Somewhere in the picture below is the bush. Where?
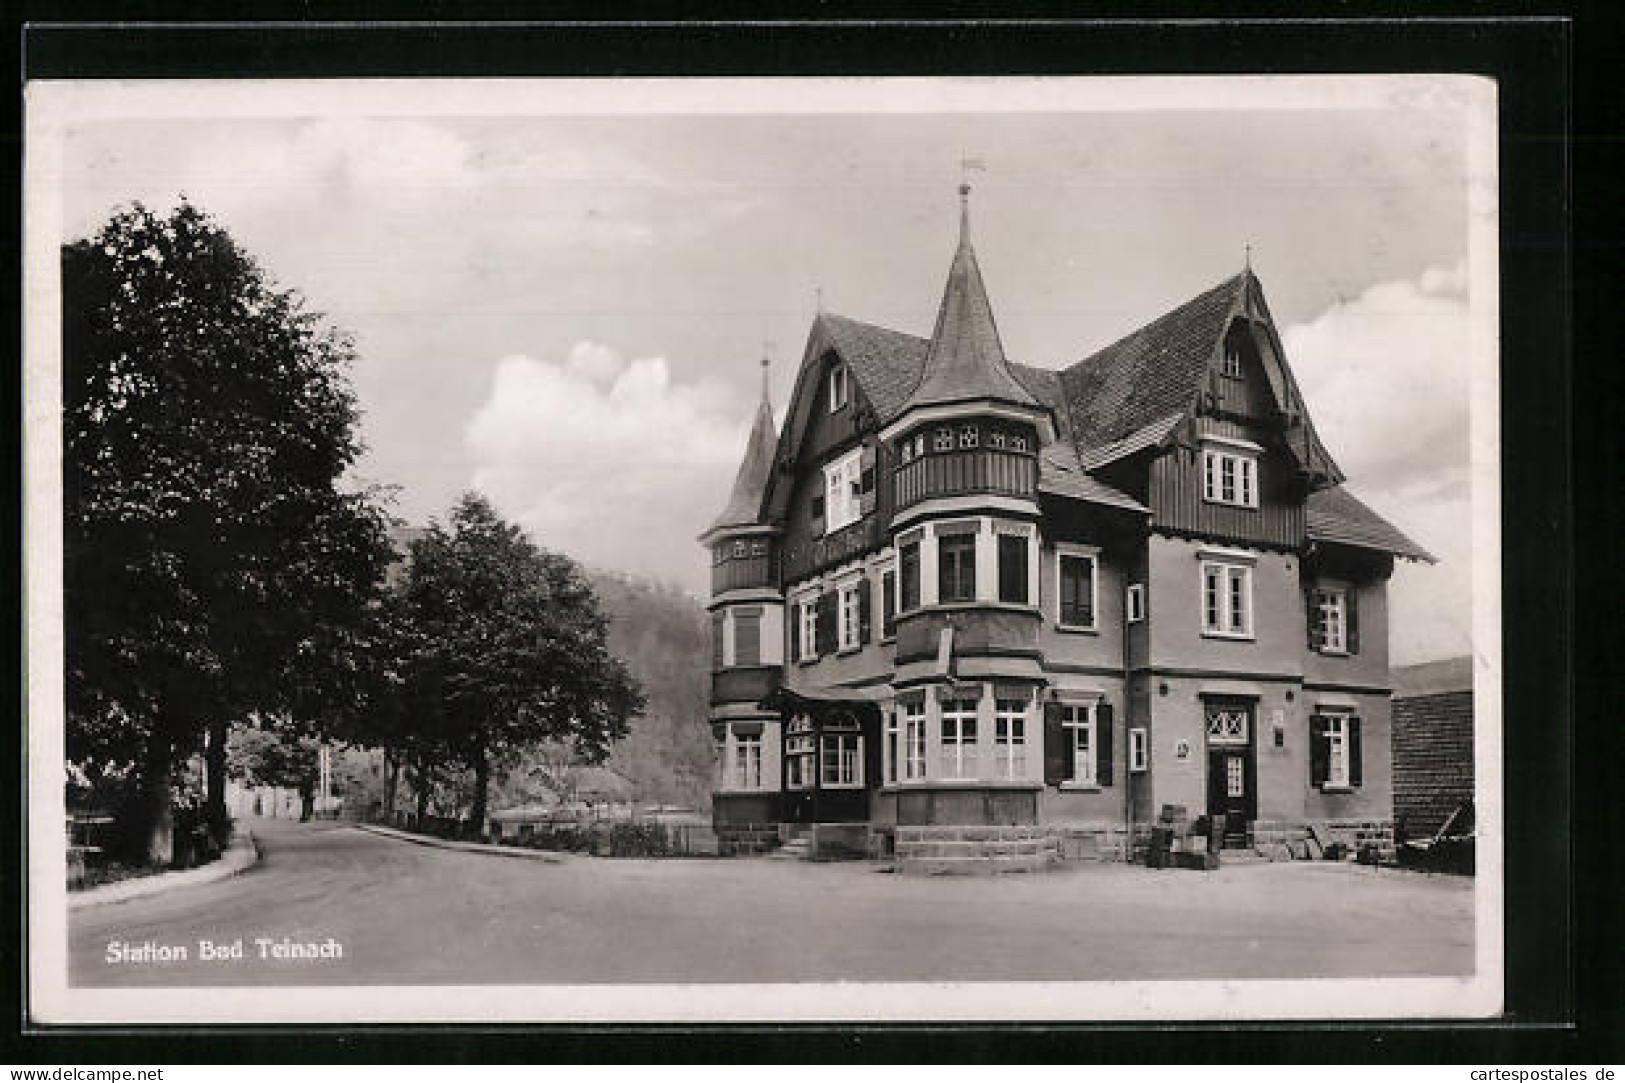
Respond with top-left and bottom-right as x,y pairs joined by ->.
608,822 -> 671,857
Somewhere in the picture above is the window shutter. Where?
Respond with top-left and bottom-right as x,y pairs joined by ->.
858,445 -> 877,516
1306,589 -> 1325,651
1309,714 -> 1330,788
1043,703 -> 1070,785
859,577 -> 873,643
1346,590 -> 1361,654
862,714 -> 882,786
1348,716 -> 1363,787
1097,702 -> 1115,787
810,492 -> 825,536
816,592 -> 835,656
711,614 -> 725,669
881,571 -> 896,638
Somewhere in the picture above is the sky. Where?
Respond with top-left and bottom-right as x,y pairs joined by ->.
42,78 -> 1490,665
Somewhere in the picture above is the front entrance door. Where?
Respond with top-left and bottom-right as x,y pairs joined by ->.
1204,699 -> 1257,848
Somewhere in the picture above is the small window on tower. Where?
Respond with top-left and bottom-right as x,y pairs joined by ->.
959,424 -> 979,449
934,428 -> 954,453
990,431 -> 1007,449
1010,434 -> 1029,452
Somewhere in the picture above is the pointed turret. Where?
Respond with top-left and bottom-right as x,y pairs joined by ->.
900,184 -> 1037,413
702,355 -> 778,539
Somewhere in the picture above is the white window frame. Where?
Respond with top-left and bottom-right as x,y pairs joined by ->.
1202,447 -> 1259,508
798,596 -> 818,660
1201,560 -> 1254,639
933,427 -> 955,452
1220,340 -> 1243,378
938,699 -> 979,780
785,719 -> 816,790
994,699 -> 1029,780
1128,727 -> 1148,773
902,701 -> 927,781
1126,582 -> 1146,623
1313,588 -> 1348,654
1055,544 -> 1100,631
731,732 -> 763,790
837,581 -> 862,651
823,449 -> 863,533
820,732 -> 863,788
828,361 -> 848,412
883,709 -> 900,783
1062,701 -> 1098,787
1325,711 -> 1352,788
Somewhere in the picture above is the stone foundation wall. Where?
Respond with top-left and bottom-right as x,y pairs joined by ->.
894,825 -> 1060,876
1254,818 -> 1395,862
1047,823 -> 1147,863
716,822 -> 782,856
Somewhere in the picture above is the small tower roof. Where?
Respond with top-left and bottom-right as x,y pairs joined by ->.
704,355 -> 778,537
899,184 -> 1038,414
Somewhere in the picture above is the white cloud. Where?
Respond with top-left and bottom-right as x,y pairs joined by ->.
1283,257 -> 1475,664
465,342 -> 752,588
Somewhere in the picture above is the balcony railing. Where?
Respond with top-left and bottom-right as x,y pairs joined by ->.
711,550 -> 778,595
893,448 -> 1037,512
782,516 -> 881,584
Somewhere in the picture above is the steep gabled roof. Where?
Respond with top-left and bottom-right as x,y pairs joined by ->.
895,189 -> 1038,415
1058,274 -> 1245,451
1307,485 -> 1436,563
1037,443 -> 1149,513
703,363 -> 778,537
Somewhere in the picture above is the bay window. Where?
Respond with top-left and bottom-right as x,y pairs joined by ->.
903,700 -> 927,781
994,699 -> 1028,780
937,526 -> 977,603
732,733 -> 763,790
798,597 -> 818,660
998,531 -> 1030,604
939,698 -> 979,779
899,535 -> 921,613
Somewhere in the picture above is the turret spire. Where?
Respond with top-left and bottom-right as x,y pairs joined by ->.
896,182 -> 1036,413
702,352 -> 780,537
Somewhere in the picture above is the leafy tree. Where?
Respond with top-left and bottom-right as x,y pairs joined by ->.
225,720 -> 322,820
62,201 -> 392,863
399,494 -> 645,829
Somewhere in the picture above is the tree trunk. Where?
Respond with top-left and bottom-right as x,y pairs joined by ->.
383,748 -> 399,824
132,735 -> 176,868
470,733 -> 490,840
205,719 -> 229,843
298,783 -> 314,822
414,755 -> 430,827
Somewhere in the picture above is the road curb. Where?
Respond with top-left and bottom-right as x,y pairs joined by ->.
69,825 -> 259,910
353,822 -> 566,863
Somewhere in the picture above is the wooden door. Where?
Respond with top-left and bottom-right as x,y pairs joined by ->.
1204,699 -> 1257,847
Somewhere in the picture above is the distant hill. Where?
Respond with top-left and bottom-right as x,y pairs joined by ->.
586,569 -> 715,810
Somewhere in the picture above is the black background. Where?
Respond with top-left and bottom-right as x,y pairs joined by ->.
6,4 -> 1615,1066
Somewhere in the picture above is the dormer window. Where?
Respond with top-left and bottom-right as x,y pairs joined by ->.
1221,340 -> 1243,379
829,362 -> 849,412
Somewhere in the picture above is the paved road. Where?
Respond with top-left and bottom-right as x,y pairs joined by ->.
70,817 -> 1474,986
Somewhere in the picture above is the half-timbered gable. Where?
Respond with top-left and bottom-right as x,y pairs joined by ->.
701,188 -> 1431,870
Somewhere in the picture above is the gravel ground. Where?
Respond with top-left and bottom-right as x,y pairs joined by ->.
69,816 -> 1475,986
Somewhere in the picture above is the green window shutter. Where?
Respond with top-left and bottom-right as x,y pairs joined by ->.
1306,589 -> 1325,651
1096,702 -> 1115,786
1346,590 -> 1361,655
1043,703 -> 1070,785
1309,714 -> 1330,788
858,577 -> 873,643
1348,716 -> 1363,787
